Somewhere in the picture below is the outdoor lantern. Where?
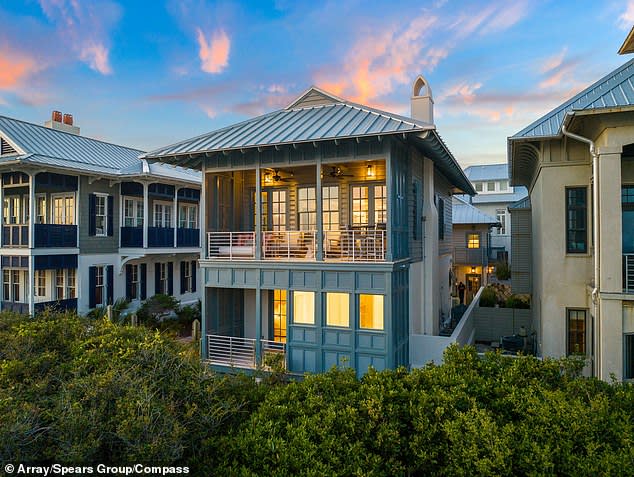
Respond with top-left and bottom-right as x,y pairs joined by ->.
264,172 -> 273,184
367,164 -> 375,178
471,266 -> 476,273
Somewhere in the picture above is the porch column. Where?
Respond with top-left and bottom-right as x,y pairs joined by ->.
0,173 -> 4,248
255,163 -> 262,260
27,255 -> 34,316
255,287 -> 262,364
385,146 -> 393,262
28,172 -> 35,248
316,156 -> 323,261
142,182 -> 149,248
200,164 -> 206,260
173,187 -> 180,247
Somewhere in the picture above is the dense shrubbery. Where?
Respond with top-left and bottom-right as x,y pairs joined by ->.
1,311 -> 633,475
495,261 -> 511,280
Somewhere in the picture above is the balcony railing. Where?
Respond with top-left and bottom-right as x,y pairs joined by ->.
206,229 -> 386,262
177,227 -> 200,247
148,226 -> 174,247
2,224 -> 28,247
206,334 -> 286,369
625,254 -> 634,293
454,247 -> 486,265
34,224 -> 77,248
34,298 -> 78,313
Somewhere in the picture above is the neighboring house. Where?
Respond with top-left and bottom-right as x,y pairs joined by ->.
508,56 -> 634,380
0,112 -> 202,315
451,196 -> 498,304
143,78 -> 475,376
460,164 -> 527,263
508,196 -> 531,295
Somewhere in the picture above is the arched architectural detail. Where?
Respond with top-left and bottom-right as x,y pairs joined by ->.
413,75 -> 432,98
410,75 -> 434,124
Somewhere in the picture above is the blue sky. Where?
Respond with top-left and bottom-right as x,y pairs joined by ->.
0,0 -> 632,165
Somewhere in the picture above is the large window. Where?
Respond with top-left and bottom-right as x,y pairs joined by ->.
566,187 -> 587,253
567,309 -> 587,355
326,292 -> 349,327
52,194 -> 75,225
297,187 -> 317,231
35,270 -> 46,297
270,189 -> 287,231
293,291 -> 314,325
273,290 -> 287,342
95,194 -> 108,236
3,269 -> 23,302
374,185 -> 387,224
178,204 -> 198,229
626,334 -> 634,380
124,198 -> 144,227
496,209 -> 507,235
360,294 -> 384,330
467,233 -> 480,249
322,186 -> 340,230
351,184 -> 386,227
351,186 -> 369,226
153,202 -> 173,228
94,266 -> 105,306
487,181 -> 496,192
3,196 -> 21,224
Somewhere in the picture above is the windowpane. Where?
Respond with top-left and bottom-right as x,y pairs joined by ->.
496,209 -> 507,235
273,290 -> 287,343
360,294 -> 384,330
67,269 -> 76,299
374,185 -> 387,225
487,181 -> 496,191
566,187 -> 587,253
352,186 -> 369,226
322,186 -> 339,230
298,187 -> 316,231
475,182 -> 483,192
326,292 -> 349,327
293,291 -> 314,324
467,233 -> 480,249
95,195 -> 107,236
567,309 -> 586,355
56,269 -> 64,299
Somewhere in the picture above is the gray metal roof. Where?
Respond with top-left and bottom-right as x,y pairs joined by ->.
508,196 -> 531,210
452,196 -> 498,224
143,101 -> 433,158
0,115 -> 200,184
471,188 -> 528,205
464,163 -> 509,181
511,58 -> 634,139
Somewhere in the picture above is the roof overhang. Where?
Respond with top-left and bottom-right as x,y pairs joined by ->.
619,26 -> 634,55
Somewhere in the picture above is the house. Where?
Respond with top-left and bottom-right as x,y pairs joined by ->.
460,164 -> 527,263
0,112 -> 201,315
143,78 -> 475,375
451,196 -> 498,304
507,56 -> 634,380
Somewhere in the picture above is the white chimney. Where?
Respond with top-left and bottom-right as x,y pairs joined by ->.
44,110 -> 80,135
411,75 -> 434,124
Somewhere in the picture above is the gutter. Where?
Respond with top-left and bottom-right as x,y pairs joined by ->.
561,121 -> 600,378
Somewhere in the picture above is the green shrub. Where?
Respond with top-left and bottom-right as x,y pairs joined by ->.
495,261 -> 511,280
505,294 -> 530,309
479,286 -> 498,307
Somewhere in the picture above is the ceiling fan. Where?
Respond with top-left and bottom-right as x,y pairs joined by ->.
264,169 -> 293,183
327,166 -> 354,179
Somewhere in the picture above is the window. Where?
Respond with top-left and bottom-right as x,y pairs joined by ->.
475,182 -> 483,192
270,189 -> 287,231
94,266 -> 105,306
322,186 -> 340,230
36,195 -> 47,224
183,261 -> 192,292
566,187 -> 587,253
35,270 -> 46,297
153,202 -> 173,228
626,334 -> 634,380
273,290 -> 287,343
52,194 -> 75,225
438,196 -> 445,240
95,194 -> 107,236
128,264 -> 140,299
499,180 -> 508,191
351,184 -> 386,227
178,204 -> 198,229
3,196 -> 20,224
496,209 -> 507,235
360,294 -> 384,330
3,270 -> 9,302
293,291 -> 314,324
158,262 -> 168,294
351,185 -> 369,226
297,187 -> 316,231
3,270 -> 23,302
622,186 -> 634,254
567,309 -> 587,355
124,198 -> 144,227
487,181 -> 496,192
326,292 -> 349,327
467,233 -> 480,249
23,196 -> 29,222
66,269 -> 76,299
55,269 -> 65,299
374,185 -> 387,224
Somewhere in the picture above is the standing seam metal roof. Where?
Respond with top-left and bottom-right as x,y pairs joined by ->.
511,58 -> 634,139
452,197 -> 498,224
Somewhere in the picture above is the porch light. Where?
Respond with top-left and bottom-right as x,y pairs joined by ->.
366,164 -> 375,178
264,172 -> 273,184
471,266 -> 476,273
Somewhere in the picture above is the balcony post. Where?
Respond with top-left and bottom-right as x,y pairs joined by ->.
28,172 -> 35,249
0,173 -> 4,247
255,287 -> 262,365
27,255 -> 34,316
255,163 -> 262,260
142,182 -> 149,248
316,155 -> 323,261
173,186 -> 180,247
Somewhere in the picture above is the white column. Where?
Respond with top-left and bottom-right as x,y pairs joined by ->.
28,172 -> 35,248
255,164 -> 262,260
28,255 -> 34,315
200,164 -> 206,260
143,182 -> 149,248
173,187 -> 180,247
315,157 -> 323,261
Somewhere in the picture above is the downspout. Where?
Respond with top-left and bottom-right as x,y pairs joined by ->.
561,124 -> 600,377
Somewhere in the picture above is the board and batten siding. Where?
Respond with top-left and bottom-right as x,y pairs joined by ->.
79,177 -> 119,254
406,147 -> 424,263
434,171 -> 453,256
510,206 -> 531,294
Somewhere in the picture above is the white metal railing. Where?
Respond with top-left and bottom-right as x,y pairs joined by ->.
625,254 -> 634,293
207,335 -> 256,368
261,339 -> 287,369
324,229 -> 386,262
207,232 -> 256,259
263,230 -> 316,260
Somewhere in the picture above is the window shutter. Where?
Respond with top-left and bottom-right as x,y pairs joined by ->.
89,266 -> 96,308
125,264 -> 132,300
191,260 -> 197,293
88,194 -> 96,236
107,195 -> 114,237
106,265 -> 114,305
155,263 -> 161,295
140,263 -> 147,300
168,262 -> 173,296
180,261 -> 186,294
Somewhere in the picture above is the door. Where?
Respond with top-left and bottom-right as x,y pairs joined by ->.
465,273 -> 481,305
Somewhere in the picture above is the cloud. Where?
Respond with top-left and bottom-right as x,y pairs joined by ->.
619,0 -> 634,30
0,45 -> 41,90
38,0 -> 120,75
438,81 -> 483,105
196,28 -> 231,74
538,50 -> 582,90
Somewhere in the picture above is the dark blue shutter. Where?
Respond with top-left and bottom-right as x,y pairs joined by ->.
191,260 -> 197,293
180,261 -> 186,294
125,264 -> 132,300
155,263 -> 161,294
89,266 -> 97,308
107,196 -> 114,237
106,265 -> 114,304
88,194 -> 96,236
168,262 -> 173,296
140,263 -> 147,300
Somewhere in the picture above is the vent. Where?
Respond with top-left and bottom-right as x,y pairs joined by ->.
0,138 -> 17,156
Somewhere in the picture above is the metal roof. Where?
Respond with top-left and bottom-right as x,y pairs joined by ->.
0,115 -> 200,184
142,101 -> 433,158
511,58 -> 634,139
471,188 -> 528,205
508,196 -> 531,210
452,196 -> 498,225
464,163 -> 509,181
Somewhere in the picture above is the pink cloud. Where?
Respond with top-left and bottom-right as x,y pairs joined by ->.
0,46 -> 41,90
196,28 -> 230,74
619,1 -> 634,30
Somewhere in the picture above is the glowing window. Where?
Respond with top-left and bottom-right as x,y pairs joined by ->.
359,294 -> 384,330
293,291 -> 314,325
326,292 -> 349,327
467,233 -> 480,249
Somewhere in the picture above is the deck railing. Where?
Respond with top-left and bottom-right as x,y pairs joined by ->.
207,335 -> 256,368
625,254 -> 634,293
324,229 -> 386,261
208,232 -> 256,259
263,231 -> 316,260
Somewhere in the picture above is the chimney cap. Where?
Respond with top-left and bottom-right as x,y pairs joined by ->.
412,75 -> 432,99
63,113 -> 73,126
52,110 -> 62,122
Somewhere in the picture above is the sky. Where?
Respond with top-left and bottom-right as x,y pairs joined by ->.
0,0 -> 633,167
